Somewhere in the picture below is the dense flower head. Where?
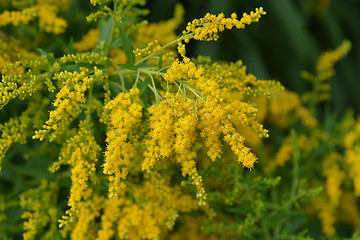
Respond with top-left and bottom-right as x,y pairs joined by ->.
102,88 -> 143,197
164,57 -> 204,84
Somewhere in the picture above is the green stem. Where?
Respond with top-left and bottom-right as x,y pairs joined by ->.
104,1 -> 118,57
135,33 -> 194,66
290,129 -> 300,197
148,73 -> 160,103
86,82 -> 93,125
139,75 -> 163,102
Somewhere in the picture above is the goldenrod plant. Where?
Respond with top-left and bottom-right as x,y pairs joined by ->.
0,0 -> 359,239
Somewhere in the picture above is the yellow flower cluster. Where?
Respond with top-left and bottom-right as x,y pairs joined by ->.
0,101 -> 41,170
164,57 -> 204,84
59,53 -> 107,65
134,40 -> 162,57
316,39 -> 351,76
52,121 -> 100,227
96,197 -> 124,240
344,161 -> 359,190
268,89 -> 318,128
0,38 -> 36,75
69,191 -> 103,240
136,3 -> 184,47
172,98 -> 206,204
268,134 -> 319,171
61,173 -> 199,240
0,0 -> 68,34
302,116 -> 360,239
203,60 -> 282,98
142,90 -> 269,205
3,2 -> 327,239
102,88 -> 142,197
143,95 -> 206,204
336,193 -> 359,228
0,117 -> 28,170
116,176 -> 198,239
182,8 -> 266,41
344,118 -> 360,195
315,197 -> 336,237
142,98 -> 174,171
33,70 -> 96,141
302,40 -> 351,104
34,3 -> 67,34
20,180 -> 59,240
323,153 -> 344,207
73,29 -> 100,52
108,48 -> 129,69
132,6 -> 183,65
0,67 -> 46,109
0,7 -> 35,27
200,98 -> 267,168
310,152 -> 348,238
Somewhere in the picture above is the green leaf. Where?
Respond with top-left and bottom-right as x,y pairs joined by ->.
68,36 -> 76,54
157,54 -> 163,70
117,63 -> 138,71
95,17 -> 114,56
36,48 -> 55,64
7,163 -> 54,179
140,76 -> 150,95
119,25 -> 135,64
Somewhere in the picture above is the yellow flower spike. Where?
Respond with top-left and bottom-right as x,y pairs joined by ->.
173,100 -> 207,205
70,194 -> 104,240
303,39 -> 351,105
142,97 -> 175,172
20,180 -> 59,240
51,121 -> 100,229
325,166 -> 344,207
316,40 -> 351,74
221,120 -> 257,169
96,197 -> 124,240
337,192 -> 359,228
197,99 -> 225,161
33,71 -> 95,142
182,8 -> 265,42
345,146 -> 360,196
317,197 -> 336,238
103,89 -> 142,197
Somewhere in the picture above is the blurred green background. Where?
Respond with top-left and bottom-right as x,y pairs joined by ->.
146,0 -> 360,115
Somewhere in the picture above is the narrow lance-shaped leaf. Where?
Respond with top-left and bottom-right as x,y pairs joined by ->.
119,25 -> 135,64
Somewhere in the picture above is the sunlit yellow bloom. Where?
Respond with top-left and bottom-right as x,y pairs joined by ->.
73,29 -> 100,52
103,88 -> 142,197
